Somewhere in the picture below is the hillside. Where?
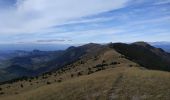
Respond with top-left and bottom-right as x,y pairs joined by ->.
110,42 -> 170,71
1,67 -> 170,100
0,42 -> 170,100
0,43 -> 138,98
1,42 -> 170,82
0,43 -> 107,82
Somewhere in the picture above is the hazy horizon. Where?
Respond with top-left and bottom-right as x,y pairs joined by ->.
0,41 -> 170,51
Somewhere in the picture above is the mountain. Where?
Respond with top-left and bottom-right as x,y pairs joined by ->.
0,50 -> 30,68
109,42 -> 170,71
1,42 -> 170,82
0,43 -> 106,82
0,50 -> 64,82
0,42 -> 170,100
150,42 -> 170,52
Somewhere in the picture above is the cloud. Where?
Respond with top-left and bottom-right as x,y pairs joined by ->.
36,39 -> 72,43
153,0 -> 170,5
0,0 -> 129,34
0,0 -> 170,44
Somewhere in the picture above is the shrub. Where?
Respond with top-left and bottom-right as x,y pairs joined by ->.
42,76 -> 48,79
88,70 -> 94,75
110,62 -> 120,65
94,56 -> 98,60
35,76 -> 39,79
48,72 -> 52,75
7,86 -> 10,88
47,82 -> 51,84
77,72 -> 82,76
88,68 -> 91,71
129,64 -> 133,67
80,61 -> 84,64
0,92 -> 4,95
71,74 -> 74,78
94,64 -> 108,68
20,84 -> 23,88
30,77 -> 34,80
102,60 -> 106,64
58,80 -> 62,83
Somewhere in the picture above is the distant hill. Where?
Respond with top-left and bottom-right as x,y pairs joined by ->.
0,43 -> 106,82
0,41 -> 170,100
0,41 -> 170,83
110,42 -> 170,71
150,42 -> 170,52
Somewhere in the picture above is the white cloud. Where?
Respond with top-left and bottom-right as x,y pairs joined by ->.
0,0 -> 129,34
153,0 -> 170,5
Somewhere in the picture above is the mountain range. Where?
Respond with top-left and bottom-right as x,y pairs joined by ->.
0,42 -> 170,100
0,42 -> 170,82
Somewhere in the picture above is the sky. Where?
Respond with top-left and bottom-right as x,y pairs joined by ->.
0,0 -> 170,44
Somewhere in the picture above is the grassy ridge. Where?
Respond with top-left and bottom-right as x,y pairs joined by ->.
2,67 -> 170,100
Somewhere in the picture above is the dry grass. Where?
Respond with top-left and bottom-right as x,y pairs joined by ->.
1,67 -> 170,100
1,67 -> 123,100
0,48 -> 170,100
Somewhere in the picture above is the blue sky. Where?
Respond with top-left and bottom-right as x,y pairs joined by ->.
0,0 -> 170,44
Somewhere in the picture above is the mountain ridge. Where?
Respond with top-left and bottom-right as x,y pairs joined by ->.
0,42 -> 170,99
0,42 -> 170,83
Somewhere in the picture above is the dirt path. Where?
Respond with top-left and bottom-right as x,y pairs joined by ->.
107,73 -> 124,100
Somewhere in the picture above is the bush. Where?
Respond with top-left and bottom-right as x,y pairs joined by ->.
58,80 -> 62,83
110,62 -> 120,65
71,74 -> 74,78
94,64 -> 108,68
47,82 -> 51,85
20,84 -> 23,88
0,92 -> 4,95
80,61 -> 84,64
102,60 -> 106,64
48,72 -> 52,75
42,76 -> 48,79
129,64 -> 133,67
94,56 -> 98,60
7,86 -> 10,88
77,72 -> 82,76
88,70 -> 94,75
35,76 -> 39,79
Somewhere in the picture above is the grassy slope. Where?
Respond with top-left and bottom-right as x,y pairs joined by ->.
0,48 -> 137,96
1,66 -> 170,100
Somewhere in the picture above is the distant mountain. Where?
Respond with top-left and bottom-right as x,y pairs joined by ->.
0,44 -> 71,51
0,50 -> 31,68
110,42 -> 170,71
1,42 -> 170,82
0,43 -> 105,82
0,50 -> 64,82
150,42 -> 170,52
1,42 -> 170,100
